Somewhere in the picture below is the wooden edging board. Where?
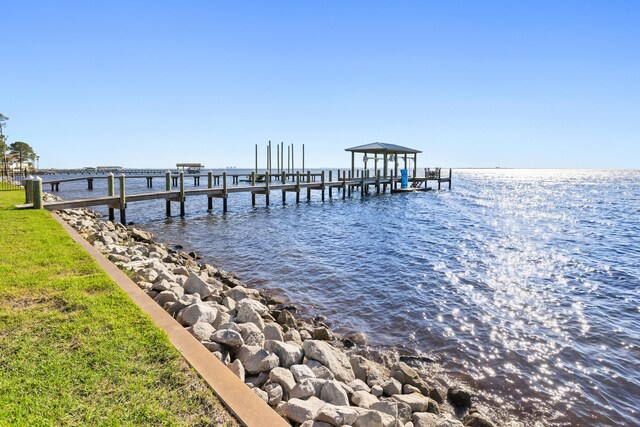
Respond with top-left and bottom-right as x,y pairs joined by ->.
51,212 -> 290,427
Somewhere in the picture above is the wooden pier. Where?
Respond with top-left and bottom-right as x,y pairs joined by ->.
22,168 -> 452,223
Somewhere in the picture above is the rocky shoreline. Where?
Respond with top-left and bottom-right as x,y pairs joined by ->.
52,195 -> 505,427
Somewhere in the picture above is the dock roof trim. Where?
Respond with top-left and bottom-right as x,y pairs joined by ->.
345,142 -> 422,154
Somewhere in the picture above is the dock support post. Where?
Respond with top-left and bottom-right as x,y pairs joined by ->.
207,171 -> 213,211
342,174 -> 346,199
296,171 -> 300,204
107,173 -> 115,221
328,170 -> 332,199
25,176 -> 33,204
306,171 -> 311,201
281,171 -> 286,205
255,144 -> 258,174
222,172 -> 228,212
449,169 -> 452,189
119,174 -> 126,224
165,171 -> 171,217
351,151 -> 355,177
32,177 -> 43,209
302,144 -> 305,173
179,171 -> 185,217
321,170 -> 325,201
265,171 -> 270,206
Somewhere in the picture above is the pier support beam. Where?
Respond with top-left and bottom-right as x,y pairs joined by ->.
179,172 -> 185,217
165,171 -> 171,217
222,172 -> 228,212
32,177 -> 43,210
119,174 -> 126,224
107,173 -> 115,221
207,171 -> 213,211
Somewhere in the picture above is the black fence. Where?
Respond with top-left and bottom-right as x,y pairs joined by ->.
0,170 -> 25,191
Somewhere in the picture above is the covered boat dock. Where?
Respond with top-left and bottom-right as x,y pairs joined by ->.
345,142 -> 422,178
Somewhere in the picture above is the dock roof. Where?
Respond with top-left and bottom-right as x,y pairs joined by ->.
345,142 -> 422,154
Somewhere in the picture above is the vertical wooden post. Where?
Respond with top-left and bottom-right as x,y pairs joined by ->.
265,171 -> 270,206
255,144 -> 258,173
281,171 -> 286,205
413,153 -> 417,178
32,177 -> 43,209
281,142 -> 284,176
342,173 -> 346,199
306,171 -> 311,201
449,169 -> 452,189
25,176 -> 33,204
328,170 -> 333,199
321,170 -> 325,201
302,144 -> 305,173
207,171 -> 213,211
108,173 -> 115,221
179,171 -> 185,217
296,171 -> 300,203
376,170 -> 380,193
119,174 -> 126,224
351,151 -> 355,177
87,178 -> 93,190
277,144 -> 280,173
292,144 -> 295,172
165,170 -> 171,217
287,145 -> 290,174
222,172 -> 228,212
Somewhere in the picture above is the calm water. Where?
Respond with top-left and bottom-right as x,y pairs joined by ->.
50,169 -> 640,426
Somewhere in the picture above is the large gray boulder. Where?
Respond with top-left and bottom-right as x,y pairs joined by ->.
183,272 -> 217,298
390,362 -> 430,395
265,340 -> 304,368
186,322 -> 215,342
372,400 -> 412,424
392,393 -> 438,413
353,409 -> 396,427
237,322 -> 265,347
176,302 -> 218,326
320,380 -> 349,406
350,355 -> 390,385
290,378 -> 325,400
351,390 -> 379,408
237,345 -> 272,375
291,364 -> 316,382
315,404 -> 360,426
281,396 -> 326,424
211,329 -> 244,348
414,412 -> 465,427
269,367 -> 296,396
303,340 -> 355,383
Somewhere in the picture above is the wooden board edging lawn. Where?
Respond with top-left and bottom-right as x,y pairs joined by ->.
51,212 -> 290,427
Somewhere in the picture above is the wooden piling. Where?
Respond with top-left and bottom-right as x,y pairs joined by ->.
108,173 -> 115,221
306,171 -> 311,201
179,171 -> 185,217
265,171 -> 270,206
119,174 -> 126,224
321,170 -> 325,201
165,171 -> 171,217
25,177 -> 32,204
222,172 -> 228,212
207,171 -> 213,211
33,177 -> 43,209
296,171 -> 300,203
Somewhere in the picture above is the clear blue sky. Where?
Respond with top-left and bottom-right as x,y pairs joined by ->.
2,1 -> 639,169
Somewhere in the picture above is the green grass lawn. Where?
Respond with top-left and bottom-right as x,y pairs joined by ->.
0,190 -> 237,426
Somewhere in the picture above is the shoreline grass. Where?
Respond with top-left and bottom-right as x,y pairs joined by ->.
0,190 -> 238,426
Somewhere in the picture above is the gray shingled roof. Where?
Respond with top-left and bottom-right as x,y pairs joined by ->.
345,142 -> 422,154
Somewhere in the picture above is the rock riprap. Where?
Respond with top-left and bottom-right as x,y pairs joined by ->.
55,206 -> 500,427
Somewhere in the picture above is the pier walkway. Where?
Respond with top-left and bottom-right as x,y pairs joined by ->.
23,169 -> 452,223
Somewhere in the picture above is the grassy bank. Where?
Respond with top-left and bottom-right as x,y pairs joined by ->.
0,190 -> 237,426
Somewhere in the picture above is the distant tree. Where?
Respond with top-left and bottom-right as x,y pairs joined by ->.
9,141 -> 36,173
